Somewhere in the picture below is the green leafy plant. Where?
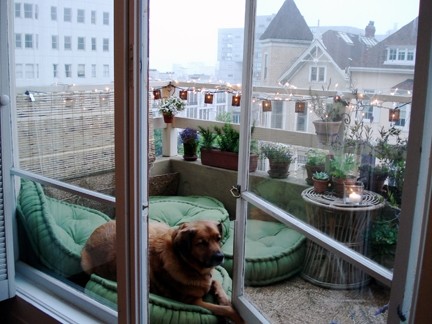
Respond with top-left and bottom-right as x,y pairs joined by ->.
329,153 -> 357,178
214,123 -> 240,153
198,126 -> 217,149
305,149 -> 327,166
260,142 -> 294,163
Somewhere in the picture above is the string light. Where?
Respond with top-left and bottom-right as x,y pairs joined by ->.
204,93 -> 214,104
153,89 -> 161,100
179,90 -> 188,100
295,101 -> 306,113
262,100 -> 272,112
389,109 -> 400,122
231,94 -> 241,106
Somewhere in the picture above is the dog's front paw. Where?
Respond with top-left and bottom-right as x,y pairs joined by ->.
212,280 -> 231,306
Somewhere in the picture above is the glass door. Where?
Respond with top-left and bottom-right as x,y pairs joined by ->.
232,0 -> 422,322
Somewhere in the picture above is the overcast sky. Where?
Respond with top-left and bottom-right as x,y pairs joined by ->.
149,0 -> 420,72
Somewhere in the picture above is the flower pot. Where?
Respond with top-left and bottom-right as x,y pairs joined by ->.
331,176 -> 357,198
313,120 -> 342,145
183,142 -> 197,161
163,113 -> 173,123
305,164 -> 325,185
312,178 -> 329,193
200,148 -> 258,172
268,160 -> 290,179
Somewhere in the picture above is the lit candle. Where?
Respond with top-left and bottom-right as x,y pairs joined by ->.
349,192 -> 362,203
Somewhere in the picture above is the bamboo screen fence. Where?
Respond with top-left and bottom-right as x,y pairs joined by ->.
16,90 -> 156,180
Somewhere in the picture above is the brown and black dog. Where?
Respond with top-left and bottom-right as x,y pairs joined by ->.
81,220 -> 243,323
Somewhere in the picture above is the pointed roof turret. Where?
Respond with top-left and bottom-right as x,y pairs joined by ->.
260,0 -> 313,42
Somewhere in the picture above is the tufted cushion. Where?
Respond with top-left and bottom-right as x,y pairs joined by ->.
222,220 -> 306,286
85,266 -> 232,323
16,179 -> 111,278
149,196 -> 231,243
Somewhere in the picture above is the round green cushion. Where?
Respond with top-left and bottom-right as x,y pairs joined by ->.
85,266 -> 232,324
16,179 -> 111,278
149,196 -> 231,243
222,220 -> 306,286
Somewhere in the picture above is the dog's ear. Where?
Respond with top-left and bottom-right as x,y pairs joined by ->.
172,224 -> 195,254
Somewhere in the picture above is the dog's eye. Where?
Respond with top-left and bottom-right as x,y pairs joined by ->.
196,239 -> 208,246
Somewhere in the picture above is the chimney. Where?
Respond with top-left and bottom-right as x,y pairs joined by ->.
365,21 -> 376,38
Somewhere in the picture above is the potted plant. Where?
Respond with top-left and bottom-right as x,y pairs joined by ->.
198,123 -> 258,172
159,96 -> 186,123
329,153 -> 358,197
260,142 -> 294,179
312,171 -> 330,193
310,92 -> 348,145
304,149 -> 327,185
370,205 -> 400,269
179,127 -> 199,161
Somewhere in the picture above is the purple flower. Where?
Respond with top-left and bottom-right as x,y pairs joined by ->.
180,127 -> 199,143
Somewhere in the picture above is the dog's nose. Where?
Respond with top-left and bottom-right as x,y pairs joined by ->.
211,252 -> 224,266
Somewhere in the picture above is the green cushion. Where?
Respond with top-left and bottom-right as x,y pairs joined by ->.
85,266 -> 232,323
222,220 -> 306,286
149,196 -> 231,243
16,179 -> 111,278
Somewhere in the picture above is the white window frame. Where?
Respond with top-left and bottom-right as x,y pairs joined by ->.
310,65 -> 326,82
77,37 -> 85,50
24,34 -> 33,48
77,9 -> 85,23
103,12 -> 109,25
64,36 -> 72,50
77,64 -> 85,78
15,3 -> 21,18
64,8 -> 72,22
23,3 -> 32,19
51,35 -> 58,50
64,64 -> 72,78
53,64 -> 58,78
91,10 -> 96,24
15,34 -> 22,48
103,38 -> 109,51
51,6 -> 57,21
91,37 -> 96,51
91,64 -> 96,77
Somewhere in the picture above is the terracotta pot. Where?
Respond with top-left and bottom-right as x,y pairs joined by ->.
163,113 -> 173,123
313,178 -> 329,193
331,176 -> 357,198
313,120 -> 342,145
200,148 -> 258,172
305,164 -> 325,185
268,160 -> 290,179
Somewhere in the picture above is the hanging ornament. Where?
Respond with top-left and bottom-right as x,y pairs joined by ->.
389,109 -> 400,122
153,89 -> 161,100
179,90 -> 188,100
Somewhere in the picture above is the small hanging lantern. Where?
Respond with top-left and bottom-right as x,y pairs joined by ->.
389,109 -> 400,122
295,101 -> 306,113
262,99 -> 272,112
153,89 -> 161,100
204,93 -> 214,104
179,90 -> 188,100
232,94 -> 241,106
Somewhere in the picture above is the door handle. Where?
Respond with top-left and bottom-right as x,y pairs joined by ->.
0,95 -> 10,107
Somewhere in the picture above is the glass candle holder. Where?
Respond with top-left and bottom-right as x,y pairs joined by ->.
344,181 -> 364,205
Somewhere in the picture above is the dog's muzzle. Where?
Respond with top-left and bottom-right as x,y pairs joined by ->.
209,251 -> 224,267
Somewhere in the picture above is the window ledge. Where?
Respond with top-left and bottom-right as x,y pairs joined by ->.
16,262 -> 117,324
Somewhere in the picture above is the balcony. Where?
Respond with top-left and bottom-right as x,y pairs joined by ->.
14,84 -> 403,323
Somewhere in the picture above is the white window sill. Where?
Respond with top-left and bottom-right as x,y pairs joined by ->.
16,262 -> 117,324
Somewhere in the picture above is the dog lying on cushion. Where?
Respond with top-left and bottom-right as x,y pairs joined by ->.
81,220 -> 244,323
